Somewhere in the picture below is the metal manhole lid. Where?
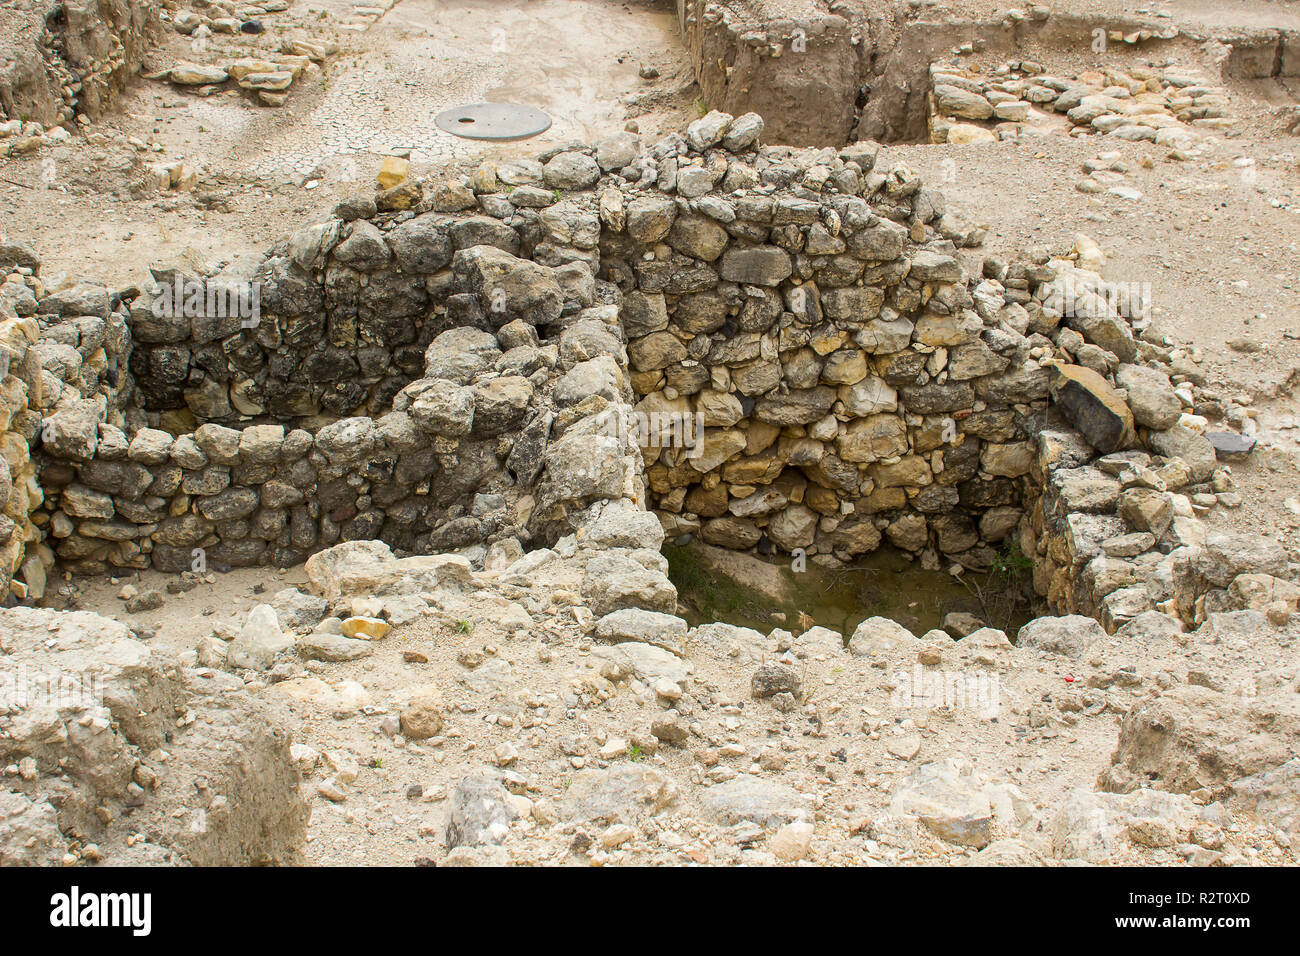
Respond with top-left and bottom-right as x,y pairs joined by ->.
434,103 -> 553,141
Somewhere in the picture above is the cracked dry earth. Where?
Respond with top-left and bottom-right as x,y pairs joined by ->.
0,0 -> 695,284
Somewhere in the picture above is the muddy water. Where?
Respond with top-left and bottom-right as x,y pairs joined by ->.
665,541 -> 1039,639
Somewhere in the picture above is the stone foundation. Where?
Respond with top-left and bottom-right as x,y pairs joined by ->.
0,110 -> 1267,643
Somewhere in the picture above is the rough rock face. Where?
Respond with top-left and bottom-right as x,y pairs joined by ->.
675,0 -> 868,147
1100,682 -> 1300,798
0,0 -> 160,127
0,606 -> 309,865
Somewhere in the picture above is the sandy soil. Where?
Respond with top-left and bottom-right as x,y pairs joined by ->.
0,0 -> 694,287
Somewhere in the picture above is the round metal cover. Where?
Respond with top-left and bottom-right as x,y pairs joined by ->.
435,103 -> 553,141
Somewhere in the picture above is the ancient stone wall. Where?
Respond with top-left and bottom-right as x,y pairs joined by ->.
127,192 -> 601,424
4,112 -> 1257,642
598,116 -> 1032,570
37,309 -> 646,577
1,239 -> 134,600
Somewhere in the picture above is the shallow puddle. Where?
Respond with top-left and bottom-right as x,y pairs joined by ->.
665,540 -> 1039,639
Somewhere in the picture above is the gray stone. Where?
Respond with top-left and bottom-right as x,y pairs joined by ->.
849,617 -> 920,659
1116,364 -> 1181,430
718,246 -> 793,286
1206,431 -> 1256,461
446,773 -> 512,848
752,663 -> 801,699
1148,425 -> 1216,482
270,588 -> 329,632
594,608 -> 688,649
227,604 -> 295,670
1016,614 -> 1106,658
563,764 -> 679,824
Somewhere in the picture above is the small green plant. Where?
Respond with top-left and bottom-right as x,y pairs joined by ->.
664,544 -> 750,622
455,619 -> 474,635
959,543 -> 1035,633
552,188 -> 562,202
369,756 -> 384,769
626,744 -> 644,763
990,543 -> 1033,579
693,96 -> 707,117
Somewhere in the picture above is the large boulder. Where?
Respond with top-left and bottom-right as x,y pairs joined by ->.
304,540 -> 473,600
889,760 -> 994,848
699,776 -> 808,828
1099,684 -> 1300,795
1016,614 -> 1107,658
227,604 -> 295,670
1196,531 -> 1288,589
1115,364 -> 1181,430
562,764 -> 679,824
1148,424 -> 1216,482
849,617 -> 920,659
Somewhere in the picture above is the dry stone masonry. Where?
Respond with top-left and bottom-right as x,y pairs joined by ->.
5,97 -> 1294,868
1,109 -> 1276,650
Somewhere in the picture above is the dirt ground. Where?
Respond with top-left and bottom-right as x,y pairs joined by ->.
0,0 -> 695,285
10,0 -> 1300,865
57,546 -> 1298,867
